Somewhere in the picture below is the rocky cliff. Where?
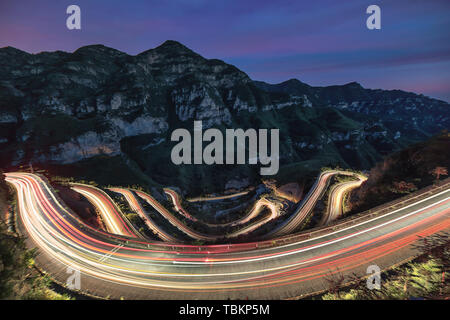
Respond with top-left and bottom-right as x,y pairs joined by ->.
0,41 -> 448,193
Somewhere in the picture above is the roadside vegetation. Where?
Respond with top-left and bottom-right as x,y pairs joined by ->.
319,234 -> 449,300
0,171 -> 72,300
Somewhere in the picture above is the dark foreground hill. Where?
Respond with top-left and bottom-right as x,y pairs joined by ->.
0,41 -> 448,195
349,133 -> 450,213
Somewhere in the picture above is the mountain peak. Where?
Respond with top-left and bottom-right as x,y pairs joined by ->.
280,78 -> 310,87
73,44 -> 126,56
137,40 -> 199,60
344,81 -> 363,89
159,40 -> 187,48
153,40 -> 195,54
282,78 -> 302,84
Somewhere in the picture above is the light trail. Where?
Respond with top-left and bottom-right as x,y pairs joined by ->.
163,188 -> 198,222
134,188 -> 217,241
108,188 -> 180,242
70,183 -> 141,238
319,175 -> 367,226
4,172 -> 450,299
136,189 -> 281,240
187,190 -> 250,202
266,171 -> 364,237
164,187 -> 280,228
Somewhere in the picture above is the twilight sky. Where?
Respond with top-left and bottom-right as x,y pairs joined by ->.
1,0 -> 449,101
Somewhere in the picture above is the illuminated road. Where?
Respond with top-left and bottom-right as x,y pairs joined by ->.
319,175 -> 367,226
5,172 -> 450,299
134,188 -> 217,241
135,188 -> 281,240
70,183 -> 142,238
187,190 -> 250,202
266,171 -> 361,238
108,188 -> 180,242
164,188 -> 198,222
165,187 -> 283,229
166,171 -> 363,233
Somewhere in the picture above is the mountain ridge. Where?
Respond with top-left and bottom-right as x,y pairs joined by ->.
2,42 -> 447,103
0,41 -> 448,194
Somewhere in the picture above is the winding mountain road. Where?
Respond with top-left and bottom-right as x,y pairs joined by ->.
135,188 -> 282,241
108,188 -> 180,242
266,171 -> 361,238
319,175 -> 367,226
5,172 -> 450,299
70,183 -> 142,239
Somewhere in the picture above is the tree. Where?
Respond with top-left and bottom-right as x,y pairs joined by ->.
429,167 -> 448,181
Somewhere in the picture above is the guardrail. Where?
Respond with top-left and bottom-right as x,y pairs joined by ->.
164,178 -> 450,253
260,177 -> 450,249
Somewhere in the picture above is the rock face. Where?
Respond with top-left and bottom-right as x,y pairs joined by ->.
0,41 -> 448,191
253,79 -> 449,137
